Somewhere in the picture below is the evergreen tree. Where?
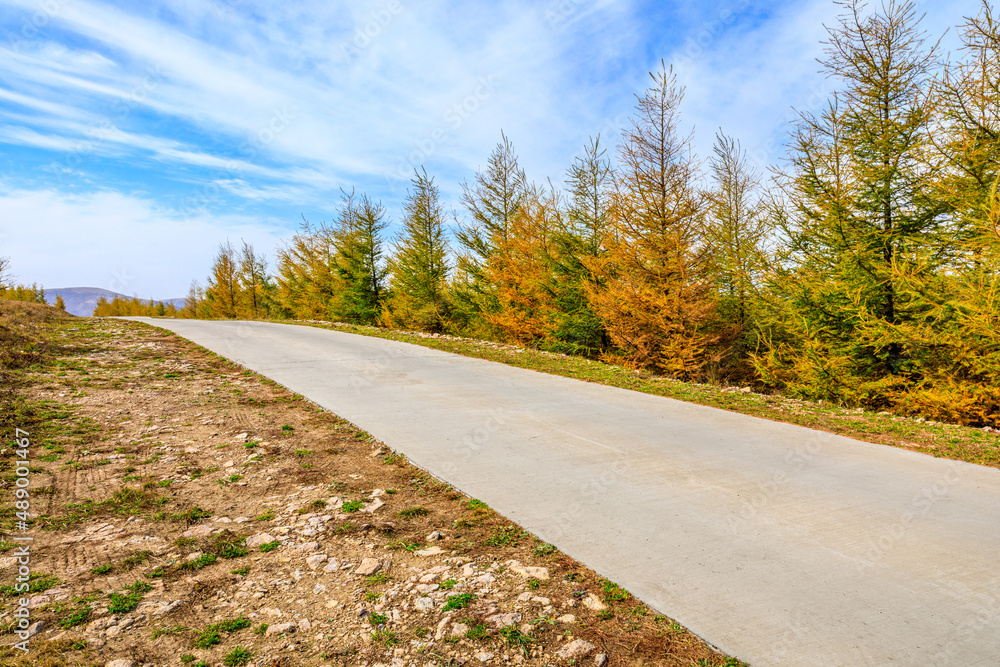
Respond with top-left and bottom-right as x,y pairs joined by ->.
386,169 -> 451,332
237,241 -> 271,319
453,133 -> 530,333
331,191 -> 389,325
704,131 -> 772,378
756,0 -> 947,407
205,240 -> 240,319
548,136 -> 612,356
584,62 -> 714,378
54,294 -> 66,311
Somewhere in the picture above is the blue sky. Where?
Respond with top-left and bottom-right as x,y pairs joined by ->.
0,0 -> 973,298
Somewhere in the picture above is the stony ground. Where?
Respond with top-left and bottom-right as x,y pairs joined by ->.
0,310 -> 745,667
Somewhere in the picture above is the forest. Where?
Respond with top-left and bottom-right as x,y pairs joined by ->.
84,1 -> 1000,427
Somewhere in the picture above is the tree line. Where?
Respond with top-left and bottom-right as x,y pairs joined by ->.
179,1 -> 1000,426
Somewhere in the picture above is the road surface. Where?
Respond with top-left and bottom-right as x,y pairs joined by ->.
129,318 -> 1000,666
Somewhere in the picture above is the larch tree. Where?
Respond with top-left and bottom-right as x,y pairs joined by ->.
386,169 -> 451,332
453,132 -> 530,334
704,131 -> 772,377
237,240 -> 271,319
548,136 -> 613,356
331,191 -> 389,325
205,240 -> 240,319
585,62 -> 714,378
756,0 -> 949,410
54,294 -> 66,311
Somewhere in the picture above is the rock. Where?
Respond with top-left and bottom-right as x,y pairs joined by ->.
25,621 -> 43,638
223,460 -> 235,468
233,432 -> 249,441
322,559 -> 341,573
180,524 -> 213,539
475,573 -> 496,585
153,600 -> 183,616
414,597 -> 435,612
739,386 -> 752,393
298,618 -> 311,632
305,554 -> 328,569
355,558 -> 382,576
265,622 -> 297,636
427,531 -> 445,541
296,541 -> 320,552
106,661 -> 135,667
531,596 -> 551,605
507,560 -> 549,580
487,612 -> 522,628
450,622 -> 469,638
475,652 -> 495,663
416,584 -> 439,594
184,551 -> 204,561
28,595 -> 50,608
517,592 -> 532,602
313,583 -> 327,594
582,593 -> 607,611
415,546 -> 445,557
361,497 -> 385,513
556,639 -> 597,660
557,614 -> 577,623
419,573 -> 440,583
595,654 -> 609,666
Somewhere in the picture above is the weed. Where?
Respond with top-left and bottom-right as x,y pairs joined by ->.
364,591 -> 381,602
398,506 -> 429,519
125,581 -> 153,594
151,625 -> 188,638
366,572 -> 391,585
369,612 -> 388,626
223,647 -> 253,666
527,578 -> 541,590
533,542 -> 557,557
231,567 -> 249,576
371,629 -> 399,646
500,625 -> 536,656
465,623 -> 489,640
179,554 -> 217,570
602,579 -> 630,602
180,656 -> 195,664
1,573 -> 59,597
254,623 -> 268,636
439,578 -> 458,590
382,452 -> 404,465
255,510 -> 275,521
59,604 -> 91,628
107,591 -> 142,614
195,627 -> 221,648
385,540 -> 420,552
413,627 -> 429,638
280,424 -> 294,435
467,499 -> 488,511
120,550 -> 152,569
259,541 -> 280,553
342,500 -> 364,513
293,449 -> 313,457
90,564 -> 112,575
485,525 -> 527,547
442,593 -> 475,611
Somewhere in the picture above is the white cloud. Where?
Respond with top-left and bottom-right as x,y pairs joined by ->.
0,186 -> 287,297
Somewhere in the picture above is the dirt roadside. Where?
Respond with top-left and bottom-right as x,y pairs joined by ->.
0,306 -> 746,667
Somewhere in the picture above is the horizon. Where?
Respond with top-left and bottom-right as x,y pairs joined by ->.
0,0 -> 971,298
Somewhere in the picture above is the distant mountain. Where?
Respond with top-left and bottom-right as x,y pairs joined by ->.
43,288 -> 186,317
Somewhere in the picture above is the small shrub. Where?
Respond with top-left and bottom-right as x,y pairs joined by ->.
259,541 -> 280,553
442,593 -> 475,611
224,647 -> 253,667
398,507 -> 429,519
342,500 -> 364,513
107,591 -> 142,614
439,578 -> 458,590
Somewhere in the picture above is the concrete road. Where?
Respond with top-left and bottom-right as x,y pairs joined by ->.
130,318 -> 1000,666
